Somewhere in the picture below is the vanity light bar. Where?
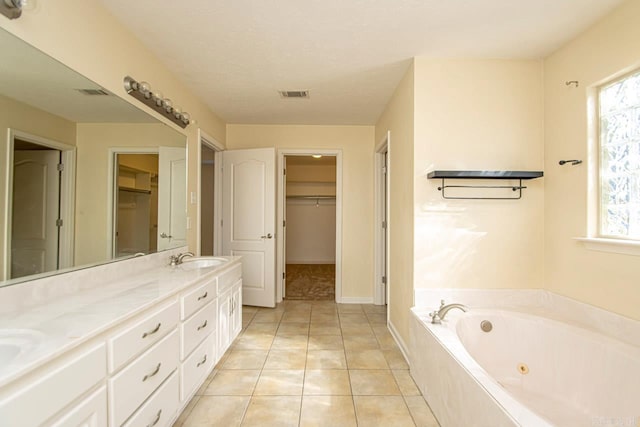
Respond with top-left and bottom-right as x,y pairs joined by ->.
123,76 -> 192,128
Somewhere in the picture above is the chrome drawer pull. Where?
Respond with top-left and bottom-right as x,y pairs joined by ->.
142,323 -> 162,338
147,409 -> 162,427
142,363 -> 161,382
197,354 -> 207,367
197,320 -> 208,331
197,291 -> 208,301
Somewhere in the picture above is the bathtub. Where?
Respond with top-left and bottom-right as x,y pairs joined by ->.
409,307 -> 640,427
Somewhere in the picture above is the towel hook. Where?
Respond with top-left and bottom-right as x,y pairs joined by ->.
559,159 -> 582,166
565,80 -> 579,88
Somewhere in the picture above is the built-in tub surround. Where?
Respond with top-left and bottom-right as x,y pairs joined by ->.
410,289 -> 640,427
0,249 -> 239,387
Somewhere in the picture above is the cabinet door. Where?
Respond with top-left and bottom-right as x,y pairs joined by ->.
48,386 -> 107,427
217,290 -> 231,358
231,279 -> 242,339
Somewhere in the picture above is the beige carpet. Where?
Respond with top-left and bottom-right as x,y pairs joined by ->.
285,264 -> 335,300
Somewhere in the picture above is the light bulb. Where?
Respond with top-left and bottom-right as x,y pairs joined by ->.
139,81 -> 151,98
152,91 -> 164,106
312,154 -> 322,159
16,0 -> 38,10
181,112 -> 190,122
163,98 -> 173,112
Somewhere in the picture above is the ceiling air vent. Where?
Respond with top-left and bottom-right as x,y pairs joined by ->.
279,90 -> 310,99
76,88 -> 110,96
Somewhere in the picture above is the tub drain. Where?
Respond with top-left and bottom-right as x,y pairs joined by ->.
480,320 -> 493,332
517,363 -> 529,375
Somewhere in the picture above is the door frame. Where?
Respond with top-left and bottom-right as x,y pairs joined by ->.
374,131 -> 390,306
196,129 -> 224,256
3,129 -> 76,279
106,146 -> 158,259
277,149 -> 343,303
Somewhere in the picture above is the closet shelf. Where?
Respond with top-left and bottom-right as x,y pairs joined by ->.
119,186 -> 151,194
286,195 -> 335,199
427,170 -> 543,200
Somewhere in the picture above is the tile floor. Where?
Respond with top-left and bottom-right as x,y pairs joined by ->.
173,301 -> 440,427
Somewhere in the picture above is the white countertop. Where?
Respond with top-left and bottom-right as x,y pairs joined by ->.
0,256 -> 241,388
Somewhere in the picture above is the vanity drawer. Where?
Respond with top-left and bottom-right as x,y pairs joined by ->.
181,301 -> 217,360
180,332 -> 216,401
48,385 -> 107,427
109,329 -> 179,427
181,277 -> 217,320
108,300 -> 179,372
0,343 -> 106,427
122,372 -> 179,427
217,263 -> 242,295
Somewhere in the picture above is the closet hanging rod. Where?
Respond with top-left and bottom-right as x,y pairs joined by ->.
286,195 -> 336,199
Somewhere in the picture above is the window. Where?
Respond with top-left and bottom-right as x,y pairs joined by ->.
598,70 -> 640,240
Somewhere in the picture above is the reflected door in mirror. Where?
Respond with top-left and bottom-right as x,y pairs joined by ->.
11,149 -> 61,279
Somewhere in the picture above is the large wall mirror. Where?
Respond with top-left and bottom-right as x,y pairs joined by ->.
0,28 -> 187,287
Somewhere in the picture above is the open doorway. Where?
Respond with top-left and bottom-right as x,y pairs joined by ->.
2,130 -> 75,281
283,154 -> 337,300
197,131 -> 223,256
375,131 -> 390,308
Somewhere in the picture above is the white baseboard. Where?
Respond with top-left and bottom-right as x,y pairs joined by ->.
388,320 -> 411,369
338,296 -> 374,304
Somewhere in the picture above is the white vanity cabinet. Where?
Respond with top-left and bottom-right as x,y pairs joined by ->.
216,264 -> 242,356
0,343 -> 107,427
0,257 -> 243,427
178,275 -> 218,401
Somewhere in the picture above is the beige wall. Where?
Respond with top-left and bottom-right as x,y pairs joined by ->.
374,65 -> 415,343
75,123 -> 184,265
0,0 -> 226,252
0,94 -> 76,279
377,59 -> 545,347
544,0 -> 640,320
413,57 -> 545,294
226,124 -> 375,299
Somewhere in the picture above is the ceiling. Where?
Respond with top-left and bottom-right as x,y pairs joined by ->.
99,0 -> 624,125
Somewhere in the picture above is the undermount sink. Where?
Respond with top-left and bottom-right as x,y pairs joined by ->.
0,343 -> 21,365
179,257 -> 228,270
0,329 -> 44,365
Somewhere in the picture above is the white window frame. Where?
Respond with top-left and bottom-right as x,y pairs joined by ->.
577,67 -> 640,256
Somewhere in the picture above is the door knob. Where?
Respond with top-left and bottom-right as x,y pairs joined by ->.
260,233 -> 273,239
160,232 -> 172,239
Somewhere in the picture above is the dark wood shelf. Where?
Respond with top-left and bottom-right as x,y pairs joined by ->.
427,170 -> 543,180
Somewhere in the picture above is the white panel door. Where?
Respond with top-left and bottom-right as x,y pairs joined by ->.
158,147 -> 187,250
10,150 -> 60,279
222,148 -> 276,308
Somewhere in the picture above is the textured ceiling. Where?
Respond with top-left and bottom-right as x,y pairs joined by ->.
99,0 -> 624,125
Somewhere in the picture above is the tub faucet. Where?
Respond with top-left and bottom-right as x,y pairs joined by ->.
430,300 -> 468,324
169,252 -> 194,266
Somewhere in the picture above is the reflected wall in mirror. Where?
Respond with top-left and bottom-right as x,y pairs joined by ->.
0,28 -> 187,287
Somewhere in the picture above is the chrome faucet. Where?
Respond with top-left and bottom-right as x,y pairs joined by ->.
169,252 -> 194,266
430,300 -> 468,324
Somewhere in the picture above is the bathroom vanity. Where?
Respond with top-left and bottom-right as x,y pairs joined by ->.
0,253 -> 242,427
